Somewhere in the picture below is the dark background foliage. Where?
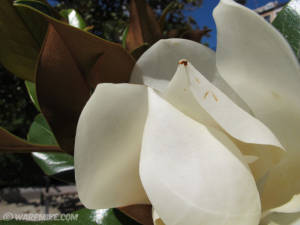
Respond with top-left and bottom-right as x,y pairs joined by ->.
0,65 -> 45,187
55,0 -> 204,41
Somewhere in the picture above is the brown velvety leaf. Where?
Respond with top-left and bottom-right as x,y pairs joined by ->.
126,0 -> 162,52
0,128 -> 61,153
15,2 -> 135,154
14,2 -> 135,89
119,205 -> 153,225
36,24 -> 91,155
45,13 -> 134,90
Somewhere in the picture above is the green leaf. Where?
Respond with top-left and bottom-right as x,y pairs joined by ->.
27,114 -> 74,182
0,208 -> 141,225
31,151 -> 74,177
76,208 -> 141,225
27,114 -> 58,146
60,9 -> 87,29
0,0 -> 62,81
32,152 -> 75,183
25,81 -> 40,111
273,0 -> 300,61
122,26 -> 129,49
0,0 -> 48,81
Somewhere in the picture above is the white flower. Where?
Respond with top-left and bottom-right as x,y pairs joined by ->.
74,0 -> 300,224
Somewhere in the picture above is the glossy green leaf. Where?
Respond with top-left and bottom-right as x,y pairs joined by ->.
27,114 -> 74,182
0,208 -> 141,225
31,151 -> 74,177
32,151 -> 75,183
273,0 -> 300,61
81,208 -> 141,225
25,81 -> 40,111
60,9 -> 87,29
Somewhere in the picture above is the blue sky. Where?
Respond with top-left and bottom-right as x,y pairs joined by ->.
48,0 -> 57,6
184,0 -> 289,50
48,0 -> 288,49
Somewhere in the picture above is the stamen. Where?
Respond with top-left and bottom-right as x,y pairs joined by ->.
212,93 -> 218,102
203,91 -> 209,99
178,60 -> 188,66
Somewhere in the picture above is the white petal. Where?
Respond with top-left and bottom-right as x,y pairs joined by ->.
165,61 -> 285,181
140,88 -> 261,225
130,38 -> 252,113
130,38 -> 214,92
213,0 -> 300,210
74,83 -> 149,209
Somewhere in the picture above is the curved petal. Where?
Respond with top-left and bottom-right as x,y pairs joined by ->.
140,88 -> 261,225
164,60 -> 285,181
74,83 -> 149,209
130,38 -> 252,113
214,0 -> 300,210
130,38 -> 215,92
261,212 -> 300,225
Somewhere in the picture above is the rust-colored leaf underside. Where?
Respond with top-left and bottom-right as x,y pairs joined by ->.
0,128 -> 61,153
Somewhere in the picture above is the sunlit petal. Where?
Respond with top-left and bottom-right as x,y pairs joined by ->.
130,38 -> 215,92
130,38 -> 252,113
214,0 -> 300,210
164,60 -> 285,181
75,83 -> 149,209
140,88 -> 261,225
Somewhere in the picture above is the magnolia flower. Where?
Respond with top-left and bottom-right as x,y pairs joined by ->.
74,0 -> 300,224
